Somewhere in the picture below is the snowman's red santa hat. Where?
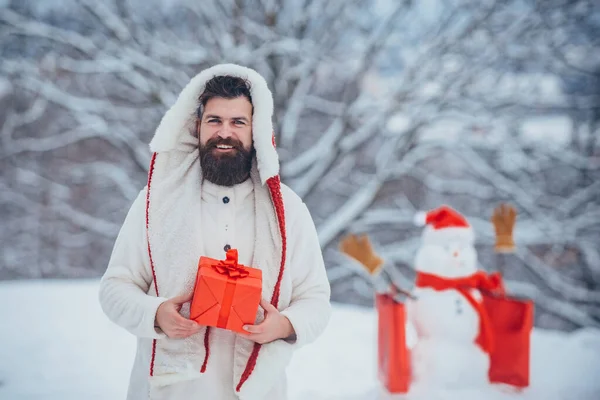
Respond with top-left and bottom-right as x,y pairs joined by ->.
414,205 -> 474,245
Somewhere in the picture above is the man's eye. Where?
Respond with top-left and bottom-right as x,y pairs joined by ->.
208,119 -> 220,123
234,120 -> 245,125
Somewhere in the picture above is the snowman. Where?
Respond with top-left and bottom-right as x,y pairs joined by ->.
407,205 -> 491,388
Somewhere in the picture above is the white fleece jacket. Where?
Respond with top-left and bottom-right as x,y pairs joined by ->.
99,165 -> 331,399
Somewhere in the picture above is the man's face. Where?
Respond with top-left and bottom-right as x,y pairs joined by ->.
198,96 -> 254,186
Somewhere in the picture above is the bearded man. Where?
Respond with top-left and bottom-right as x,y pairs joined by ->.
99,64 -> 331,400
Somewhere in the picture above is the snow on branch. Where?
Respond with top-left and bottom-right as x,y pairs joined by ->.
0,9 -> 97,54
318,179 -> 385,248
507,280 -> 600,328
515,248 -> 600,305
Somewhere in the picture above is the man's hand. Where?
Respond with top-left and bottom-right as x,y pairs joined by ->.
242,299 -> 295,344
155,293 -> 202,339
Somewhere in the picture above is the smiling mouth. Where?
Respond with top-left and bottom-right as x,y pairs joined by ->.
214,144 -> 235,150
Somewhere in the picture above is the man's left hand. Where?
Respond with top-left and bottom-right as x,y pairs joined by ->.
242,299 -> 295,344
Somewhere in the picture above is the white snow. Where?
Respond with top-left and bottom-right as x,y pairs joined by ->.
1,280 -> 599,400
0,77 -> 12,100
520,116 -> 572,147
418,82 -> 443,100
418,119 -> 465,142
494,74 -> 565,105
386,113 -> 412,135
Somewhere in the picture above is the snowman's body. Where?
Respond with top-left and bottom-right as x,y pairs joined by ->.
410,336 -> 490,388
410,287 -> 480,342
407,221 -> 490,388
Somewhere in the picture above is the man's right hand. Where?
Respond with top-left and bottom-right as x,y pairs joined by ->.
155,293 -> 202,339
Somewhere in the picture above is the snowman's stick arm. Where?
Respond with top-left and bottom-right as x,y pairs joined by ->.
379,267 -> 417,301
338,233 -> 416,301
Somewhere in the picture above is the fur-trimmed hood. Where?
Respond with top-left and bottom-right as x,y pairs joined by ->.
148,63 -> 279,185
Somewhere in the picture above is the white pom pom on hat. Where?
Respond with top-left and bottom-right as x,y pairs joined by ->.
413,211 -> 427,226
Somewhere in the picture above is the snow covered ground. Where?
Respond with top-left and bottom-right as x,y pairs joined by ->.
1,280 -> 599,400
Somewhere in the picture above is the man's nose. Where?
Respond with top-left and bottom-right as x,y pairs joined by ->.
218,124 -> 233,138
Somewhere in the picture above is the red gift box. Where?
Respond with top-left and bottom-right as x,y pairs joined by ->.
190,249 -> 262,334
376,293 -> 411,394
484,294 -> 534,388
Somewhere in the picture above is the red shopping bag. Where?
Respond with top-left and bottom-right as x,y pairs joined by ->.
483,293 -> 534,388
415,270 -> 533,388
376,293 -> 411,393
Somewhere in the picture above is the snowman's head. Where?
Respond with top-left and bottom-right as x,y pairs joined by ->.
414,205 -> 478,278
415,238 -> 478,278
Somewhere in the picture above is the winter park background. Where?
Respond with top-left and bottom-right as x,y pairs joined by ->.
0,0 -> 599,399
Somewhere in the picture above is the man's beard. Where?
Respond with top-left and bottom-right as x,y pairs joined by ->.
199,137 -> 255,187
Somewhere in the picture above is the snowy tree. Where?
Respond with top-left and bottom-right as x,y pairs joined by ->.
0,0 -> 598,329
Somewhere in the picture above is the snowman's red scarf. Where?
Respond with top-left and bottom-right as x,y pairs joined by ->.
415,271 -> 505,353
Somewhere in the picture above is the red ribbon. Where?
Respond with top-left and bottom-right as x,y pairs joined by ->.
415,271 -> 505,353
212,249 -> 249,279
211,249 -> 249,329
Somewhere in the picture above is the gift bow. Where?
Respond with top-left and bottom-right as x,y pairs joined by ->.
415,270 -> 506,353
212,249 -> 249,279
